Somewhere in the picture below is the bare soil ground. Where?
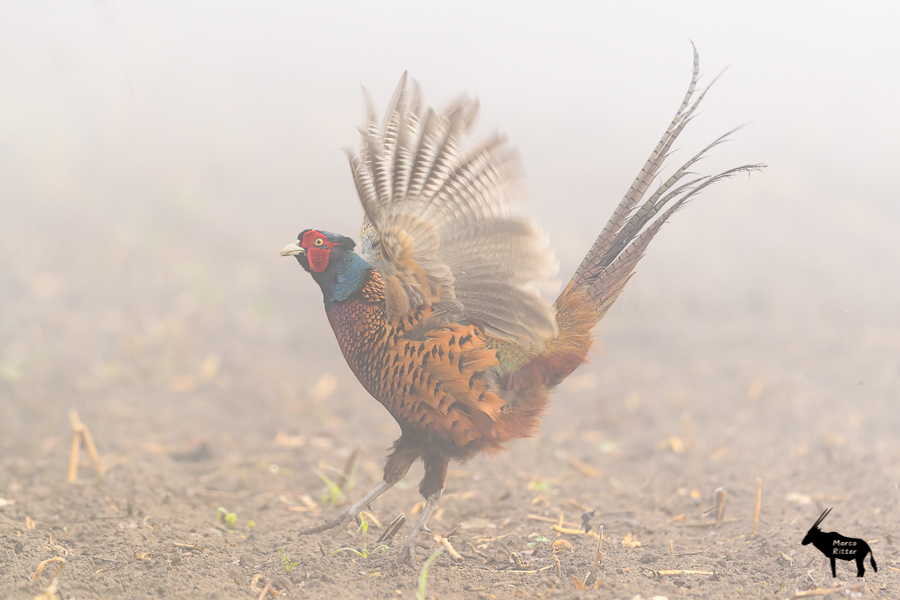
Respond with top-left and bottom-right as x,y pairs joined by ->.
2,202 -> 898,600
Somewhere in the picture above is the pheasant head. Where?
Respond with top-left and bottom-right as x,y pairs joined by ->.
281,229 -> 371,305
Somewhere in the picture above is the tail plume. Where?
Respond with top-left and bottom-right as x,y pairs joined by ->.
558,44 -> 764,325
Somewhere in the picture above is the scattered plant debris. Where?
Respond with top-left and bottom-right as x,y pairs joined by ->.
581,509 -> 596,533
67,410 -> 103,482
376,513 -> 406,544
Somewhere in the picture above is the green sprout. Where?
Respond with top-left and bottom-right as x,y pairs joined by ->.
330,513 -> 388,559
247,520 -> 255,528
313,468 -> 345,506
343,460 -> 358,494
417,547 -> 444,600
279,547 -> 298,572
527,535 -> 552,547
527,479 -> 551,493
217,507 -> 237,529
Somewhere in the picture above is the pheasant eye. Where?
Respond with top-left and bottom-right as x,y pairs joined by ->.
315,238 -> 325,246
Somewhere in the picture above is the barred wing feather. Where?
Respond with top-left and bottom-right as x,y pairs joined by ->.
349,73 -> 557,346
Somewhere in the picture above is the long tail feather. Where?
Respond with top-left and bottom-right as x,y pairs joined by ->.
558,46 -> 765,325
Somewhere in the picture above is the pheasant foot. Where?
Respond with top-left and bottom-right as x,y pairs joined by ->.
298,480 -> 392,536
400,491 -> 441,564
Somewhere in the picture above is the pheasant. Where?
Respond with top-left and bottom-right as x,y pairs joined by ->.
281,47 -> 762,563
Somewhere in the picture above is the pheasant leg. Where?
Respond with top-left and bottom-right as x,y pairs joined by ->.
298,479 -> 393,536
298,437 -> 418,536
400,490 -> 441,564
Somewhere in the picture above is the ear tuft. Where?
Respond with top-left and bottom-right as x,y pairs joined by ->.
334,234 -> 356,250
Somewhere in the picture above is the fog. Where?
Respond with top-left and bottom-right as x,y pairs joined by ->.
2,7 -> 898,595
1,2 -> 897,409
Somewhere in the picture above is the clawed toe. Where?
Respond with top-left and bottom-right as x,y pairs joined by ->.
298,522 -> 335,536
297,480 -> 393,538
400,542 -> 416,564
298,513 -> 355,536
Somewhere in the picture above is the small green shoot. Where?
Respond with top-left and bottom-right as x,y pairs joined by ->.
313,468 -> 345,506
527,479 -> 551,493
343,459 -> 358,494
217,507 -> 237,529
329,513 -> 388,559
417,547 -> 443,600
526,535 -> 550,548
247,520 -> 255,528
278,547 -> 298,572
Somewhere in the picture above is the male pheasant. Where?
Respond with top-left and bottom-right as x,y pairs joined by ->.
281,48 -> 762,563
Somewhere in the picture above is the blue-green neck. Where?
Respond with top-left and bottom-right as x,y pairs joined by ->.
310,248 -> 372,306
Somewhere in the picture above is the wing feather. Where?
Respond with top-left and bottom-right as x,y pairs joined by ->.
352,76 -> 557,346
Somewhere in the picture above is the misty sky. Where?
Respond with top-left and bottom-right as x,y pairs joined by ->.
1,1 -> 897,329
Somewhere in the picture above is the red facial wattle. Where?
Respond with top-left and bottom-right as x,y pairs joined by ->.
307,247 -> 330,271
301,230 -> 337,272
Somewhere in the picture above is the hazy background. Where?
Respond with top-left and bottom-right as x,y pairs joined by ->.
1,1 -> 897,436
1,6 -> 898,597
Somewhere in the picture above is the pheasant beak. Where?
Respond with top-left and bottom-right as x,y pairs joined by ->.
280,241 -> 304,257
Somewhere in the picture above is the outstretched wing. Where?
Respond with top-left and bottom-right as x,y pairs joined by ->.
348,73 -> 557,346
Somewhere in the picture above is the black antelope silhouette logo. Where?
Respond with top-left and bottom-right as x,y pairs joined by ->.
801,508 -> 877,578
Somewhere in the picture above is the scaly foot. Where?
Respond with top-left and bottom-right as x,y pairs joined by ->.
398,491 -> 441,563
297,480 -> 391,536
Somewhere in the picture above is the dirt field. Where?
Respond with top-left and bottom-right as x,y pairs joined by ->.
2,5 -> 898,599
2,184 -> 898,600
